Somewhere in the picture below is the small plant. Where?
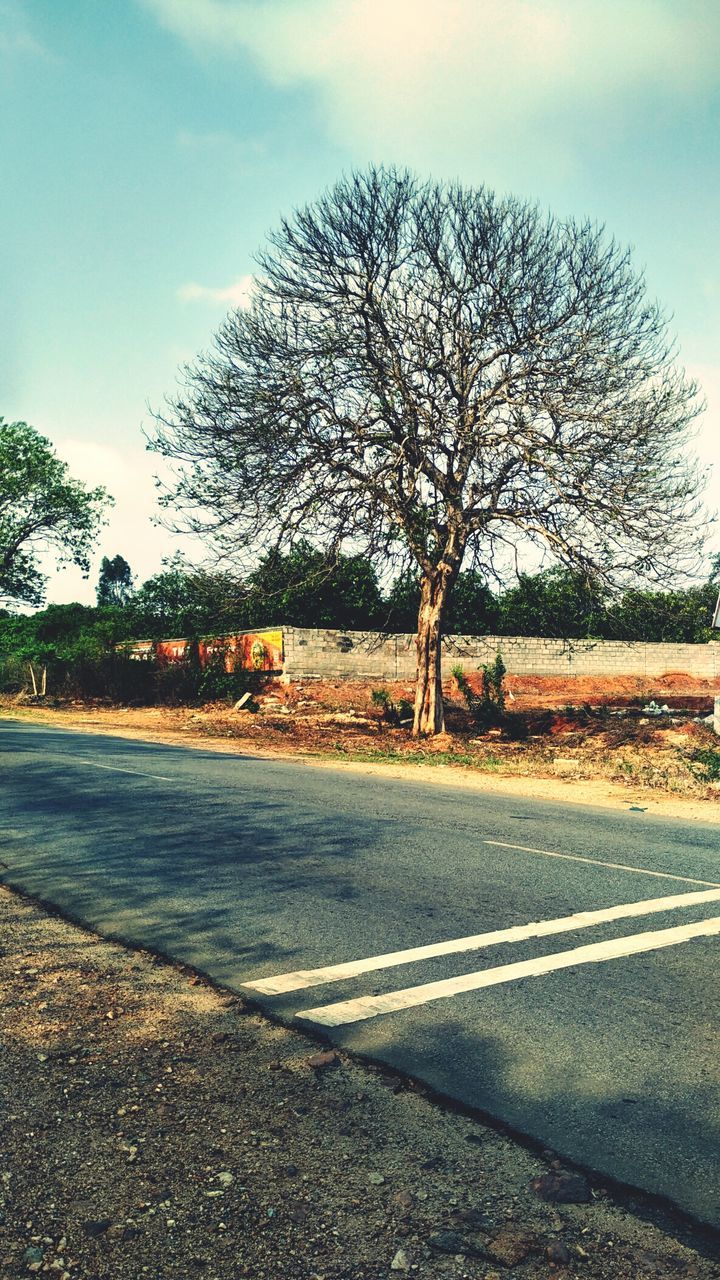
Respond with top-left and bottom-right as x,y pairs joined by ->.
688,746 -> 720,783
480,653 -> 506,713
452,654 -> 507,729
371,687 -> 392,712
196,651 -> 261,704
371,687 -> 413,727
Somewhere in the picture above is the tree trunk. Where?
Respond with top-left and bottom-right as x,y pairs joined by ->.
413,571 -> 451,736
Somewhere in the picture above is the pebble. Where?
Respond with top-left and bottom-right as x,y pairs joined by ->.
307,1050 -> 339,1071
546,1240 -> 572,1265
368,1173 -> 386,1186
81,1219 -> 114,1237
452,1207 -> 489,1231
391,1189 -> 414,1211
529,1171 -> 591,1204
419,1155 -> 443,1170
487,1225 -> 540,1266
427,1230 -> 487,1258
390,1247 -> 410,1271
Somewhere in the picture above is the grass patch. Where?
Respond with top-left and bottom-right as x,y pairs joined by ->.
328,744 -> 502,771
688,746 -> 720,783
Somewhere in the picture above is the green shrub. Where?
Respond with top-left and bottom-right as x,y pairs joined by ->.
480,653 -> 506,712
370,687 -> 413,726
688,747 -> 720,783
453,655 -> 508,730
154,646 -> 263,707
0,656 -> 29,694
196,652 -> 262,704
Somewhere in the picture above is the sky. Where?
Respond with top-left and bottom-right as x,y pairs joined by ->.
2,0 -> 719,605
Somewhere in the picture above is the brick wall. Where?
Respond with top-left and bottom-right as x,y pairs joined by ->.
279,627 -> 720,682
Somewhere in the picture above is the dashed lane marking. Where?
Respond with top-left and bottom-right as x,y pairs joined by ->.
76,759 -> 174,783
483,840 -> 720,888
298,915 -> 720,1027
242,886 -> 720,995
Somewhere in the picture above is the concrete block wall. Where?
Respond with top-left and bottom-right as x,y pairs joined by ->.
280,626 -> 720,682
282,627 -> 416,681
443,635 -> 719,679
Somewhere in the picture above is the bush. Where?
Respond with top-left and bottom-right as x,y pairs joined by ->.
480,653 -> 506,713
689,747 -> 720,783
0,656 -> 31,694
371,687 -> 414,726
453,655 -> 507,729
154,646 -> 264,707
0,632 -> 263,707
196,652 -> 262,704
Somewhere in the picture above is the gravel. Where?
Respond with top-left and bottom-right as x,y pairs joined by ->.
0,884 -> 717,1279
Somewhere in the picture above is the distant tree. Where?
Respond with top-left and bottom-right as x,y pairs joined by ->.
445,572 -> 501,635
0,603 -> 131,663
497,567 -> 608,639
152,167 -> 706,733
383,569 -> 499,635
245,541 -> 383,630
96,554 -> 134,607
128,558 -> 246,638
0,419 -> 110,606
383,571 -> 422,634
604,585 -> 717,644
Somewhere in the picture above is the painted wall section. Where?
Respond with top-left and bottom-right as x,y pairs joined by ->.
121,630 -> 284,673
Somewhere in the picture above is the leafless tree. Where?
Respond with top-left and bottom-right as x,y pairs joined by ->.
151,167 -> 707,734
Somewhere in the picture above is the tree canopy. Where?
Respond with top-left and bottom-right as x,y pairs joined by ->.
126,559 -> 245,640
151,167 -> 707,733
0,419 -> 110,607
244,540 -> 384,631
3,558 -> 718,706
97,554 -> 134,607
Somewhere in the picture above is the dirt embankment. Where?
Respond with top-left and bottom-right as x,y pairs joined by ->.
1,886 -> 718,1280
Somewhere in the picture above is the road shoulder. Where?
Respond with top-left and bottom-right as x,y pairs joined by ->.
1,883 -> 717,1279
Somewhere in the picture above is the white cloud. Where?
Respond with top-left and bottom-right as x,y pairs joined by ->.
0,0 -> 53,59
41,440 -> 179,606
144,0 -> 719,178
177,128 -> 266,160
177,275 -> 255,308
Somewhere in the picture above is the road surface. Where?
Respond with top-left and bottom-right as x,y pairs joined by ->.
1,718 -> 719,1226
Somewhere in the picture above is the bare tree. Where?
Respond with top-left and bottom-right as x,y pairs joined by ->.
151,167 -> 707,734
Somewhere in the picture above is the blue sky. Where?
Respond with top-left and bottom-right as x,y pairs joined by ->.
2,0 -> 719,603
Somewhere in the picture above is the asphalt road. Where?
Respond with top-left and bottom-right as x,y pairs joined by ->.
2,718 -> 719,1227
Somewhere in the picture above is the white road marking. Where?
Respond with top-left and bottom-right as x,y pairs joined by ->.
298,915 -> 720,1027
76,760 -> 174,783
483,840 -> 720,888
242,887 -> 720,995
